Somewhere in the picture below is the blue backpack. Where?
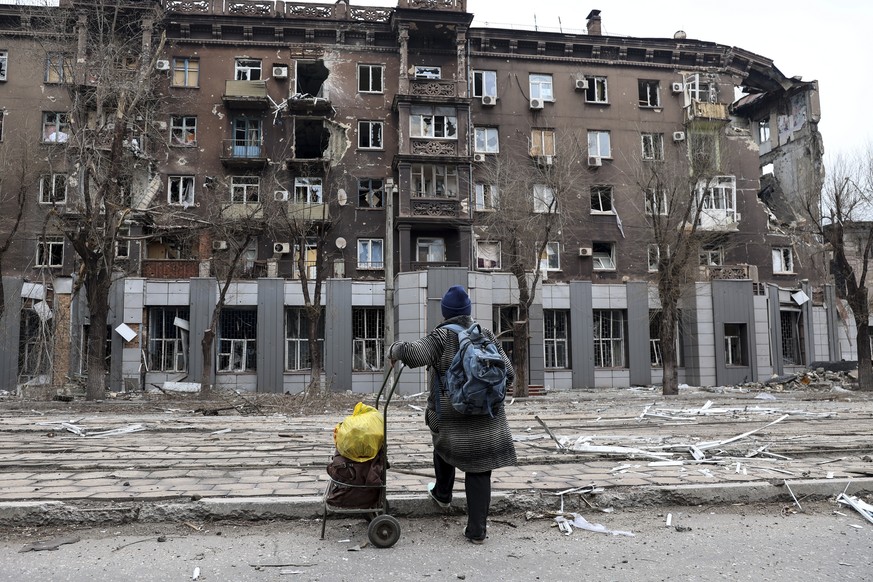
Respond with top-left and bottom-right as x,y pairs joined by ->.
437,322 -> 508,418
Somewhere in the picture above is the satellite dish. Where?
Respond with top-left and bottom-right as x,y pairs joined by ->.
674,30 -> 687,39
336,237 -> 347,249
337,188 -> 347,206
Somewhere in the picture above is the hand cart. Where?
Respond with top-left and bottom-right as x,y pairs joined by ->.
320,363 -> 404,548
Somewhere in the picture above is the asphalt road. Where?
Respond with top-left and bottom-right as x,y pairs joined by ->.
1,501 -> 869,582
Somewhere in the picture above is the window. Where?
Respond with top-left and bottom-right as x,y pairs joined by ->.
594,310 -> 626,368
0,50 -> 7,81
587,130 -> 611,158
649,310 -> 683,367
353,308 -> 384,371
357,238 -> 383,270
697,176 -> 737,225
645,188 -> 669,216
231,176 -> 259,204
689,131 -> 720,174
172,57 -> 199,87
724,323 -> 747,366
358,64 -> 383,93
411,164 -> 458,198
530,128 -> 556,157
758,118 -> 771,144
780,310 -> 806,366
493,305 -> 517,358
685,73 -> 715,102
36,236 -> 64,268
472,70 -> 497,98
232,118 -> 262,158
218,309 -> 257,372
414,65 -> 440,79
590,185 -> 613,214
539,242 -> 560,271
39,173 -> 67,204
410,105 -> 457,139
78,324 -> 111,376
42,112 -> 69,143
544,310 -> 569,368
45,53 -> 73,84
358,120 -> 383,149
168,176 -> 195,206
533,184 -> 556,213
476,241 -> 501,270
584,76 -> 608,103
358,178 -> 384,208
529,74 -> 553,101
19,306 -> 53,378
234,58 -> 261,81
474,183 -> 499,211
638,79 -> 660,107
293,238 -> 318,280
293,177 -> 323,204
700,245 -> 724,266
592,242 -> 615,270
772,247 -> 794,274
170,116 -> 197,146
647,244 -> 664,272
641,133 -> 664,161
417,238 -> 445,263
474,127 -> 499,153
115,228 -> 130,260
285,308 -> 324,371
149,307 -> 188,372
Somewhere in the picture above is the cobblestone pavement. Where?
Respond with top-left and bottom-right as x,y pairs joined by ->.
0,386 -> 871,511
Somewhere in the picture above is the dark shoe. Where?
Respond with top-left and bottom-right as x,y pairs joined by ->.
427,482 -> 451,509
464,527 -> 486,544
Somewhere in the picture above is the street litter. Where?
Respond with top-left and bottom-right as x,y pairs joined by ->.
192,566 -> 200,580
553,513 -> 634,537
35,421 -> 146,438
210,428 -> 232,435
19,536 -> 80,553
836,492 -> 873,526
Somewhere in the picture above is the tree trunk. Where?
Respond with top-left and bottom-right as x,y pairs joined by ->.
659,300 -> 680,396
83,262 -> 112,400
512,320 -> 529,398
306,306 -> 324,395
200,328 -> 215,394
855,306 -> 873,391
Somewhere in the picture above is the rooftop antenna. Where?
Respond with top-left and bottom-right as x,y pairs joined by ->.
558,16 -> 563,33
534,13 -> 537,31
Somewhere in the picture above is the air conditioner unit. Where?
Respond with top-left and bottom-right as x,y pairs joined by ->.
529,98 -> 544,110
575,79 -> 589,91
155,60 -> 170,71
587,156 -> 602,167
673,131 -> 686,142
473,153 -> 486,162
671,82 -> 684,93
578,247 -> 592,257
273,242 -> 290,254
274,190 -> 289,201
481,95 -> 496,106
212,240 -> 228,251
272,66 -> 288,79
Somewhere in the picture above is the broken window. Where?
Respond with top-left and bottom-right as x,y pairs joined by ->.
115,227 -> 130,260
352,307 -> 384,371
724,323 -> 748,366
35,236 -> 64,268
780,310 -> 806,366
292,238 -> 318,280
476,241 -> 501,270
45,53 -> 73,84
19,305 -> 53,379
410,105 -> 457,139
529,128 -> 555,157
294,118 -> 330,159
42,112 -> 70,143
638,79 -> 660,107
39,173 -> 67,204
474,183 -> 499,211
474,127 -> 499,153
594,310 -> 626,368
168,175 -> 195,207
234,58 -> 261,81
645,188 -> 669,216
587,130 -> 611,158
544,310 -> 569,369
684,73 -> 715,102
232,117 -> 262,158
218,309 -> 257,373
416,237 -> 445,263
641,133 -> 664,161
584,76 -> 608,103
171,116 -> 197,146
758,118 -> 771,144
696,176 -> 737,225
293,177 -> 322,204
592,241 -> 615,270
590,185 -> 613,214
296,61 -> 329,98
358,120 -> 383,149
533,184 -> 556,213
649,310 -> 684,367
172,57 -> 199,87
358,63 -> 383,93
358,178 -> 384,208
357,238 -> 383,270
772,247 -> 794,274
149,307 -> 188,372
414,66 -> 440,79
285,307 -> 324,371
492,305 -> 517,358
146,234 -> 192,260
529,73 -> 553,101
231,176 -> 259,204
472,70 -> 497,98
689,130 -> 720,174
0,50 -> 7,81
647,244 -> 665,272
700,245 -> 724,266
539,241 -> 560,271
411,164 -> 458,198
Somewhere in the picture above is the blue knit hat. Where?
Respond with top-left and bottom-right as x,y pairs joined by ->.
441,285 -> 471,318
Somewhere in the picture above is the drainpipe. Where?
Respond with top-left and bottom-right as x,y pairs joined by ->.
384,178 -> 396,362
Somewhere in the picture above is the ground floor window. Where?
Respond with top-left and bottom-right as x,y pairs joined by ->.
543,310 -> 569,368
285,307 -> 324,371
493,305 -> 517,360
353,308 -> 384,371
594,309 -> 626,368
149,307 -> 189,372
649,310 -> 683,368
724,323 -> 748,366
780,310 -> 805,366
79,324 -> 112,375
19,307 -> 53,379
218,309 -> 257,372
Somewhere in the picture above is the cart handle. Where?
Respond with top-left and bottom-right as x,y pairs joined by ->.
375,361 -> 404,412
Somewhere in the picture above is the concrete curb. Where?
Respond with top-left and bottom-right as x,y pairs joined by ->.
2,478 -> 871,527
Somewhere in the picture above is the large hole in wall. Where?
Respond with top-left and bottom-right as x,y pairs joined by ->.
294,119 -> 330,159
296,61 -> 328,98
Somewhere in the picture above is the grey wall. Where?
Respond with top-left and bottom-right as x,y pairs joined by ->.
188,278 -> 216,385
768,284 -> 783,376
257,278 -> 284,393
325,278 -> 352,392
426,267 -> 467,330
713,280 -> 757,385
108,279 -> 124,390
570,281 -> 594,388
627,281 -> 651,386
801,280 -> 815,366
824,284 -> 839,361
0,277 -> 23,390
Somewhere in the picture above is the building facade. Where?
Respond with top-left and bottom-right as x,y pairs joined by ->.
0,0 -> 841,394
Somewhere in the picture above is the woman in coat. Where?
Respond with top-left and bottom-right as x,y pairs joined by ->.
389,285 -> 516,543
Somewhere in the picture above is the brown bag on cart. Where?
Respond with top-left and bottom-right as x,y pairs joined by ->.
326,451 -> 384,509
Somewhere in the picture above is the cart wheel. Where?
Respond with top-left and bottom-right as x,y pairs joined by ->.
367,514 -> 401,548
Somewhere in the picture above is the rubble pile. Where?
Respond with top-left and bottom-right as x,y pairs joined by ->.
741,368 -> 858,393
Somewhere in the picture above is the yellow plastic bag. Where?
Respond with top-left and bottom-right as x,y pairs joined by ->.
334,402 -> 384,462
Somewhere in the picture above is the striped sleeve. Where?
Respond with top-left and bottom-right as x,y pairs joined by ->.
389,328 -> 450,369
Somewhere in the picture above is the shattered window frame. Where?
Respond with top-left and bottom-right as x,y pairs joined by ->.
758,118 -> 771,144
357,238 -> 384,270
35,236 -> 64,268
293,177 -> 323,204
285,307 -> 324,372
544,309 -> 570,369
645,188 -> 669,216
647,244 -> 669,272
780,309 -> 806,366
42,111 -> 70,143
38,173 -> 68,205
724,323 -> 748,366
148,307 -> 189,373
533,183 -> 556,214
584,75 -> 609,104
772,247 -> 794,274
413,65 -> 441,80
45,52 -> 73,84
590,185 -> 614,214
170,115 -> 197,146
357,178 -> 384,209
700,245 -> 724,266
0,50 -> 7,81
538,241 -> 561,271
234,58 -> 262,81
476,240 -> 501,270
638,79 -> 660,108
593,309 -> 626,368
167,175 -> 195,207
410,105 -> 458,140
641,132 -> 664,161
357,63 -> 384,93
352,307 -> 385,372
357,120 -> 384,150
230,175 -> 260,204
171,57 -> 200,88
472,70 -> 497,98
474,126 -> 499,153
416,237 -> 446,263
474,183 -> 499,211
411,164 -> 458,198
592,241 -> 616,271
217,309 -> 257,373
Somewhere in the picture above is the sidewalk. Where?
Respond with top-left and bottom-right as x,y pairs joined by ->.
1,387 -> 872,526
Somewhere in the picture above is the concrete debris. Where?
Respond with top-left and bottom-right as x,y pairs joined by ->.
836,492 -> 873,526
36,421 -> 146,438
740,368 -> 858,392
554,513 -> 634,537
19,536 -> 80,553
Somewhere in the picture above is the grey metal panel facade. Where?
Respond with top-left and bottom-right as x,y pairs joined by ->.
188,278 -> 216,385
257,279 -> 284,393
108,279 -> 124,390
681,290 -> 701,387
713,280 -> 756,385
325,278 -> 352,392
824,284 -> 839,360
800,281 -> 815,366
0,277 -> 23,390
528,301 -> 544,386
426,267 -> 467,330
570,281 -> 594,388
767,284 -> 783,376
626,281 -> 651,386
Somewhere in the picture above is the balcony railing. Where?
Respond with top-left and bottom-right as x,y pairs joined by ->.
164,1 -> 394,21
409,198 -> 460,217
410,139 -> 458,156
222,80 -> 269,109
703,264 -> 759,282
399,0 -> 466,11
411,260 -> 461,271
220,139 -> 267,168
685,100 -> 730,123
142,259 -> 200,279
409,79 -> 457,98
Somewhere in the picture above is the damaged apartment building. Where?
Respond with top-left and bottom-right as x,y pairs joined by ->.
0,0 -> 839,394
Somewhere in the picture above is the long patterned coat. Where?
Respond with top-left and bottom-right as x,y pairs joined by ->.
389,315 -> 517,473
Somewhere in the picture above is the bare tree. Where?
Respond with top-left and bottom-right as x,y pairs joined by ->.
0,138 -> 32,321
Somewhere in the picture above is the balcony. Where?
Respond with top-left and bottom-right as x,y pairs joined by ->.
410,139 -> 458,156
286,202 -> 330,222
398,0 -> 467,11
411,261 -> 461,271
142,259 -> 199,279
408,197 -> 461,218
697,209 -> 740,231
222,80 -> 269,109
221,204 -> 264,221
685,100 -> 730,124
703,264 -> 758,282
410,79 -> 457,98
220,139 -> 267,169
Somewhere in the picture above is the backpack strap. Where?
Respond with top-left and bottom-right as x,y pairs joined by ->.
432,323 -> 466,418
